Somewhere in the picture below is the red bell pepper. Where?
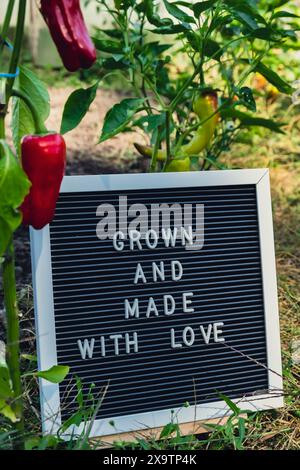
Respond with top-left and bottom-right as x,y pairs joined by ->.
20,133 -> 66,230
39,0 -> 97,72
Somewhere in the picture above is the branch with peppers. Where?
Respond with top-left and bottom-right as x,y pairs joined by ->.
134,90 -> 220,172
93,0 -> 290,176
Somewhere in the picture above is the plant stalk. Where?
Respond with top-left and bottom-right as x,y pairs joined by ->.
3,240 -> 25,441
5,0 -> 26,105
0,0 -> 15,46
165,110 -> 171,164
150,127 -> 162,173
0,0 -> 15,73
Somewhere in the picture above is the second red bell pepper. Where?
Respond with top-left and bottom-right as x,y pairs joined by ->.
20,133 -> 66,230
39,0 -> 97,72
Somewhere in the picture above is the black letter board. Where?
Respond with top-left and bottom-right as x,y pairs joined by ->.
30,170 -> 283,438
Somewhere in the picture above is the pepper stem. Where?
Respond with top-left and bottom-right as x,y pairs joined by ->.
11,88 -> 48,134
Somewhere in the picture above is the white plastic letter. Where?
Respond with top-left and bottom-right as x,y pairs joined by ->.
164,295 -> 175,316
183,292 -> 194,313
213,322 -> 225,343
125,298 -> 140,319
171,260 -> 183,281
77,338 -> 95,360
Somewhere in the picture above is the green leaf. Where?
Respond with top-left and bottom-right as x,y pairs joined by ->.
144,0 -> 173,27
21,353 -> 37,362
255,62 -> 293,94
250,27 -> 281,41
272,10 -> 300,19
0,343 -> 13,400
221,108 -> 285,133
173,1 -> 193,7
37,435 -> 59,450
99,98 -> 144,143
60,82 -> 98,135
25,437 -> 41,451
219,393 -> 241,414
269,0 -> 290,8
100,57 -> 130,70
279,29 -> 298,41
151,23 -> 192,34
101,29 -> 123,39
92,38 -> 123,54
225,0 -> 266,30
159,422 -> 179,439
234,86 -> 256,111
232,11 -> 258,30
36,365 -> 70,384
133,113 -> 165,133
0,399 -> 18,423
0,141 -> 30,257
25,435 -> 59,450
203,38 -> 222,61
193,0 -> 217,17
142,41 -> 172,58
60,411 -> 84,433
11,66 -> 50,154
238,417 -> 246,442
163,0 -> 195,23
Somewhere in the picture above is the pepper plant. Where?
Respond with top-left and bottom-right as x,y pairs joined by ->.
0,0 -> 298,449
70,0 -> 297,172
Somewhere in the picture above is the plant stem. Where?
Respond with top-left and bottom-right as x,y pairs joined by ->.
0,0 -> 15,46
165,110 -> 171,163
144,76 -> 167,110
5,0 -> 26,105
0,0 -> 15,73
3,240 -> 24,443
150,127 -> 162,173
0,0 -> 15,72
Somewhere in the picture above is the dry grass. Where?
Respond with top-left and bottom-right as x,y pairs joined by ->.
222,101 -> 300,449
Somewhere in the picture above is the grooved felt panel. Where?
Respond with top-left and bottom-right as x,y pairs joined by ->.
49,184 -> 269,420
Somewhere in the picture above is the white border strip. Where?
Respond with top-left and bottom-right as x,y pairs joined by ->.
256,171 -> 283,400
30,226 -> 61,435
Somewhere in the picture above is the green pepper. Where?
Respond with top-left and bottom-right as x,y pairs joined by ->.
134,143 -> 165,161
181,91 -> 219,156
134,91 -> 219,172
165,157 -> 190,172
135,91 -> 219,167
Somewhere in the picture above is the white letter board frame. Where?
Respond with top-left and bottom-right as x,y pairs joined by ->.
30,169 -> 283,438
